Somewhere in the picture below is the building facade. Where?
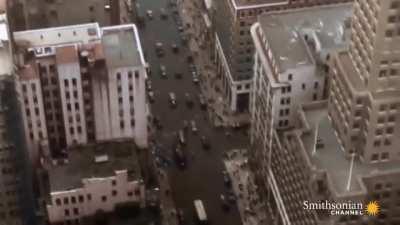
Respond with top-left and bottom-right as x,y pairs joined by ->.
13,23 -> 148,164
44,142 -> 145,225
329,0 -> 400,162
214,0 -> 352,113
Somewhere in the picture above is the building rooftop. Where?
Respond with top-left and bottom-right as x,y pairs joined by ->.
55,45 -> 79,64
0,14 -> 13,76
232,0 -> 287,9
13,23 -> 101,48
102,25 -> 144,68
258,4 -> 352,72
299,103 -> 400,197
48,141 -> 142,192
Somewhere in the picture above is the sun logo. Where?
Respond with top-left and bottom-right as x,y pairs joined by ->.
365,201 -> 380,216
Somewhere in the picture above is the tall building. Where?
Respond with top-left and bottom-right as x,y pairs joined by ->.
12,0 -> 121,31
0,11 -> 37,225
250,1 -> 400,224
214,0 -> 352,113
329,0 -> 400,163
13,23 -> 148,165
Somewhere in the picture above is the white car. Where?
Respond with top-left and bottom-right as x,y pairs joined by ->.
160,65 -> 167,78
146,10 -> 153,19
190,120 -> 198,133
169,92 -> 176,107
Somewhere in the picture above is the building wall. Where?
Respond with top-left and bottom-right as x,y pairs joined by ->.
57,54 -> 88,146
46,170 -> 145,224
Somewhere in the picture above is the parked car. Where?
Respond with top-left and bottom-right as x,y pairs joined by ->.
185,93 -> 193,108
160,65 -> 167,78
148,91 -> 155,103
220,194 -> 230,211
190,120 -> 198,134
222,171 -> 232,187
200,136 -> 210,150
153,116 -> 162,129
169,92 -> 176,107
177,130 -> 186,146
146,80 -> 152,91
192,74 -> 199,84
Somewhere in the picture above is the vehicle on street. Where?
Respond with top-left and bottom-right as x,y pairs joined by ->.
199,94 -> 207,110
222,171 -> 232,187
174,72 -> 182,79
200,136 -> 210,150
177,130 -> 186,146
190,120 -> 198,134
220,194 -> 230,211
146,10 -> 153,19
160,65 -> 167,78
160,8 -> 168,19
194,200 -> 207,224
227,190 -> 236,203
178,25 -> 184,32
174,146 -> 186,169
177,209 -> 184,225
172,44 -> 179,53
185,93 -> 193,108
153,116 -> 162,130
146,80 -> 152,91
192,73 -> 199,84
148,91 -> 155,103
169,92 -> 176,107
155,42 -> 164,57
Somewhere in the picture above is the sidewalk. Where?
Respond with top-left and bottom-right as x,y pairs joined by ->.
157,168 -> 179,225
176,0 -> 246,128
224,149 -> 268,225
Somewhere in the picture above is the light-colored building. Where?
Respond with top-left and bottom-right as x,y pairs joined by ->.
213,0 -> 352,114
329,0 -> 400,163
13,23 -> 148,164
259,101 -> 400,225
44,142 -> 145,225
250,3 -> 352,137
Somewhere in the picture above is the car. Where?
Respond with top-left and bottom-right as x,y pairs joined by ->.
148,91 -> 155,103
174,72 -> 182,79
177,209 -> 184,224
199,94 -> 207,110
178,25 -> 184,32
192,75 -> 199,84
200,136 -> 210,150
160,65 -> 167,78
190,120 -> 198,134
227,190 -> 236,203
155,42 -> 164,57
174,146 -> 186,169
169,92 -> 176,107
222,171 -> 232,187
172,44 -> 179,53
185,93 -> 193,108
160,8 -> 168,19
177,130 -> 186,146
146,10 -> 153,19
153,116 -> 162,129
220,194 -> 230,211
146,80 -> 152,91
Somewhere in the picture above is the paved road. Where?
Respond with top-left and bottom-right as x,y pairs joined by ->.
135,0 -> 249,224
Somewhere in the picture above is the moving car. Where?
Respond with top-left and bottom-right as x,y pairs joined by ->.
185,93 -> 193,108
222,171 -> 232,187
194,200 -> 207,224
148,91 -> 155,103
174,146 -> 186,169
155,42 -> 164,57
169,92 -> 176,107
199,94 -> 207,110
192,73 -> 199,84
160,8 -> 168,19
220,194 -> 230,211
200,136 -> 210,150
146,10 -> 153,19
177,130 -> 186,146
160,65 -> 167,78
172,44 -> 179,53
190,120 -> 198,134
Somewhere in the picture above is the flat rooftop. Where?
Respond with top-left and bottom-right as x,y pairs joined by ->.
0,14 -> 12,76
258,4 -> 352,72
48,142 -> 142,192
102,26 -> 143,68
300,104 -> 400,196
13,23 -> 101,47
233,0 -> 287,8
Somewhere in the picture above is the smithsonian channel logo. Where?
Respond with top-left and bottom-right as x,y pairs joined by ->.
303,200 -> 380,216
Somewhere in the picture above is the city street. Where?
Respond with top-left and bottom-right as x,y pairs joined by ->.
135,0 -> 249,224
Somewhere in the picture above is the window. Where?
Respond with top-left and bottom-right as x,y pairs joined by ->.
302,83 -> 306,90
64,79 -> 69,87
135,71 -> 139,78
112,180 -> 116,186
313,93 -> 318,101
314,82 -> 319,89
387,127 -> 394,134
73,208 -> 79,215
72,78 -> 77,86
71,196 -> 76,204
388,115 -> 396,122
134,188 -> 141,196
55,198 -> 61,206
63,197 -> 69,204
78,195 -> 84,203
120,121 -> 125,129
128,71 -> 133,79
127,191 -> 133,197
112,190 -> 117,196
381,152 -> 389,160
288,74 -> 293,81
117,73 -> 121,80
371,154 -> 379,162
386,29 -> 394,37
87,194 -> 92,201
65,209 -> 70,216
101,196 -> 107,202
384,139 -> 392,146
